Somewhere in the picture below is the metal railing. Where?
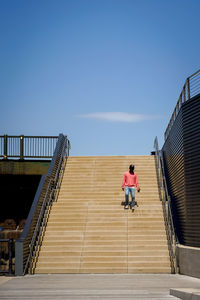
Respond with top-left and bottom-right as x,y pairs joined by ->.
0,239 -> 13,275
154,137 -> 178,273
0,135 -> 58,159
15,134 -> 70,275
165,69 -> 200,140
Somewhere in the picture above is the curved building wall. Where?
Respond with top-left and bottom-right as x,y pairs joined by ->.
162,94 -> 200,247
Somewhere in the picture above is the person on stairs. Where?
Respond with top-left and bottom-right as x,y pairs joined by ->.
122,164 -> 140,211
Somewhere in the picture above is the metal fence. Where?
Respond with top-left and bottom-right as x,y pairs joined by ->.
0,239 -> 14,275
165,69 -> 200,140
162,93 -> 200,247
0,135 -> 58,160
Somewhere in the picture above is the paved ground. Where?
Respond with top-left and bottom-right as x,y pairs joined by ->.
1,274 -> 200,299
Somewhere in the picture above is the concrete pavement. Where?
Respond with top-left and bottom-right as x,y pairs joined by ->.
1,274 -> 200,299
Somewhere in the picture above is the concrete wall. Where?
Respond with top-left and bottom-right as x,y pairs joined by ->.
0,160 -> 50,175
178,244 -> 200,279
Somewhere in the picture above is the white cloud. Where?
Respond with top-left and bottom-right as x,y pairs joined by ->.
78,112 -> 160,123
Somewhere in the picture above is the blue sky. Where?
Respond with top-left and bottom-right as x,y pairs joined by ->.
0,0 -> 199,156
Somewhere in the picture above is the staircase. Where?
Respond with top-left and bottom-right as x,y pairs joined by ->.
35,156 -> 171,274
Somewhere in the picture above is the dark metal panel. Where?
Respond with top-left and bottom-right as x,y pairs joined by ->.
162,94 -> 200,247
182,95 -> 200,247
162,107 -> 186,244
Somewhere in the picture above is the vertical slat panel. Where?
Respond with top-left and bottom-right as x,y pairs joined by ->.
182,95 -> 200,247
162,109 -> 185,244
162,94 -> 200,247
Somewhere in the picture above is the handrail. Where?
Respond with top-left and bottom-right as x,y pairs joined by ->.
165,69 -> 200,140
154,136 -> 179,273
0,135 -> 58,159
15,134 -> 69,275
29,134 -> 68,274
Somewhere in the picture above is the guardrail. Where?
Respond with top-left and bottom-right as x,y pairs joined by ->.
0,239 -> 14,275
15,134 -> 70,275
0,135 -> 58,159
165,69 -> 200,140
154,137 -> 178,273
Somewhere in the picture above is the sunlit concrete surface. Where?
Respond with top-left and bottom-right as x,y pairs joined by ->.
1,274 -> 200,299
0,277 -> 12,286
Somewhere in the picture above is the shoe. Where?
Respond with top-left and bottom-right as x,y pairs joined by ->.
131,206 -> 135,212
124,205 -> 129,209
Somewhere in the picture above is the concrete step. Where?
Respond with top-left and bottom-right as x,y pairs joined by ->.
42,240 -> 168,247
45,224 -> 165,230
36,261 -> 171,269
47,216 -> 164,222
37,256 -> 170,263
46,219 -> 165,224
43,233 -> 167,240
35,267 -> 171,274
39,245 -> 169,251
38,250 -> 170,257
170,288 -> 200,299
35,155 -> 171,275
43,229 -> 167,235
51,203 -> 162,208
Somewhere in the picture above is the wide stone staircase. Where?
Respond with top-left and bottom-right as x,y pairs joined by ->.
35,156 -> 171,274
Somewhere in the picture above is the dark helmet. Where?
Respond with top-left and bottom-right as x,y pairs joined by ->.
129,164 -> 134,174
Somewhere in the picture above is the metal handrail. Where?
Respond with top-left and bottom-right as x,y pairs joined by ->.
29,135 -> 68,274
154,137 -> 179,273
24,175 -> 53,275
0,135 -> 58,159
165,69 -> 200,140
15,134 -> 69,275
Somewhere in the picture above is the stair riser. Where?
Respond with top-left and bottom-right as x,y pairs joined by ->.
42,240 -> 168,246
38,250 -> 169,256
37,256 -> 170,262
40,246 -> 169,252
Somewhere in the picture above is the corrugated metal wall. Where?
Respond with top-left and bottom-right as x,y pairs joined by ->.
162,94 -> 200,247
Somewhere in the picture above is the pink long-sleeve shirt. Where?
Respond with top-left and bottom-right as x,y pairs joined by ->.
122,171 -> 139,188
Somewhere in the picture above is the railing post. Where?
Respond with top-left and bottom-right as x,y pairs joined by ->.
15,239 -> 24,276
3,134 -> 8,160
187,78 -> 190,100
8,239 -> 13,275
67,139 -> 70,156
20,135 -> 24,160
183,86 -> 186,102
